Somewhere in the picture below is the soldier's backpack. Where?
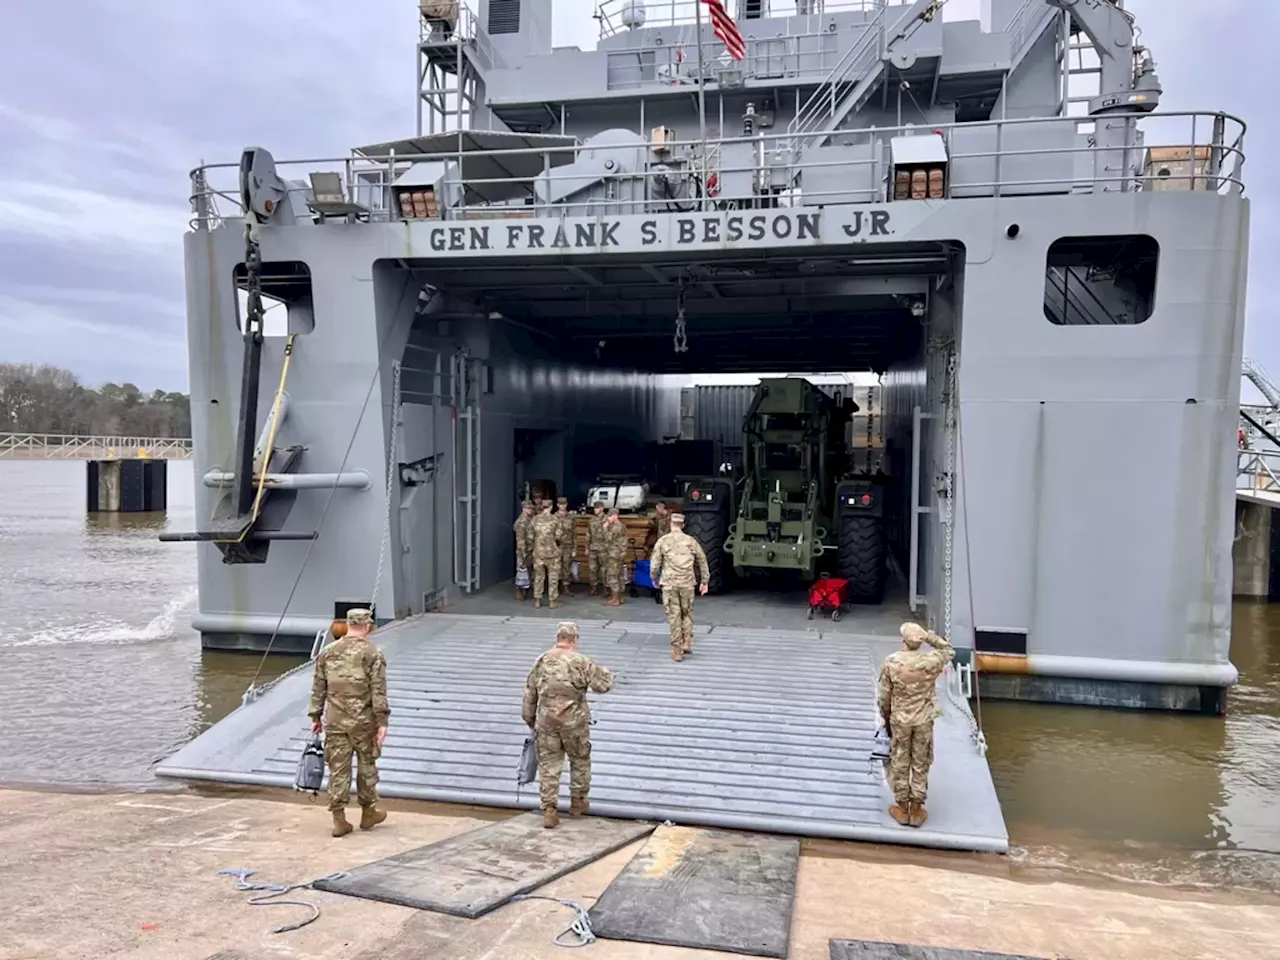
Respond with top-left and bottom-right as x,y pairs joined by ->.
295,732 -> 325,795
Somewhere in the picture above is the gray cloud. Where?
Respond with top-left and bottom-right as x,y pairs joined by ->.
0,0 -> 1273,393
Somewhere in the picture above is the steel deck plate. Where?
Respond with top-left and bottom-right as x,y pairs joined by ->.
312,812 -> 654,918
589,825 -> 800,958
156,614 -> 1008,853
830,940 -> 1048,959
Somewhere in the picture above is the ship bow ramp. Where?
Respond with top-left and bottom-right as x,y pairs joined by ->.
157,614 -> 1008,854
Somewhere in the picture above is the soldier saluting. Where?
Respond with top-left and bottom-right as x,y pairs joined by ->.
877,622 -> 954,828
307,608 -> 390,837
649,513 -> 709,661
522,621 -> 615,828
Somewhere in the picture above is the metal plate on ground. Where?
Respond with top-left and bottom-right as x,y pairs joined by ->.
313,812 -> 654,919
588,825 -> 800,958
830,940 -> 1048,959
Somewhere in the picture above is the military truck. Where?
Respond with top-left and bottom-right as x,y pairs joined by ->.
681,377 -> 889,603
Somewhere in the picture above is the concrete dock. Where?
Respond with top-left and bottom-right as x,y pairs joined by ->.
3,787 -> 1276,960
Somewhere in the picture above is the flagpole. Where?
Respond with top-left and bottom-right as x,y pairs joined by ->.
694,0 -> 709,210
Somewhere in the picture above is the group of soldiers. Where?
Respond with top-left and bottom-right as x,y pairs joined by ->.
512,495 -> 630,608
512,496 -> 711,663
306,583 -> 952,836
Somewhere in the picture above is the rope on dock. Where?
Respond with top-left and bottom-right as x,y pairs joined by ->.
215,868 -> 349,934
510,894 -> 597,948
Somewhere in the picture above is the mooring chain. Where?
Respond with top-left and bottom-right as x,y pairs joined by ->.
243,221 -> 264,339
673,280 -> 689,354
942,350 -> 957,646
371,359 -> 403,613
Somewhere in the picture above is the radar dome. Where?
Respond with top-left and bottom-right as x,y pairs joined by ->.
620,0 -> 646,29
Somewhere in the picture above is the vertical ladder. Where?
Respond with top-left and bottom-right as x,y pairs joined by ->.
451,350 -> 482,594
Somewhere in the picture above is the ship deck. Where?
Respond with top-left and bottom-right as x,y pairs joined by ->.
157,595 -> 1008,854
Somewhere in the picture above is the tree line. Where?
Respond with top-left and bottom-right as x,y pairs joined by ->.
0,363 -> 192,438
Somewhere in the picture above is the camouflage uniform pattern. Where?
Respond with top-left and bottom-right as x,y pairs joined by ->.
600,516 -> 628,593
876,628 -> 954,805
649,529 -> 710,653
648,510 -> 672,547
307,635 -> 390,812
531,509 -> 562,603
513,506 -> 534,573
521,635 -> 615,809
556,501 -> 574,590
586,510 -> 607,588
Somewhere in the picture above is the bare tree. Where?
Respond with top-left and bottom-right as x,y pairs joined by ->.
0,363 -> 191,437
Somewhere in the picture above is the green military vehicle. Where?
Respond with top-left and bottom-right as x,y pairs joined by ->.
680,377 -> 890,603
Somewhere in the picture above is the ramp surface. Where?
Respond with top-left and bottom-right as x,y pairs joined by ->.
157,613 -> 1007,853
831,941 -> 1047,959
312,812 -> 652,918
589,825 -> 800,958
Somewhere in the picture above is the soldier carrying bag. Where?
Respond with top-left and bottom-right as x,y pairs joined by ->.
295,732 -> 325,795
517,735 -> 538,788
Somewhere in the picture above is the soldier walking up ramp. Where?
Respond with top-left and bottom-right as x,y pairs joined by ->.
156,614 -> 1007,854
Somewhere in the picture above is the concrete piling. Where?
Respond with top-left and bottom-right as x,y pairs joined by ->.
87,459 -> 168,513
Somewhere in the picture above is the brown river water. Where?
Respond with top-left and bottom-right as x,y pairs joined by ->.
2,459 -> 1278,893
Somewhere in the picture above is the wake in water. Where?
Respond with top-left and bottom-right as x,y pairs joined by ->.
6,586 -> 199,648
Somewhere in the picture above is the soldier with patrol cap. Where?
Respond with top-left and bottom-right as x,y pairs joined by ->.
522,621 -> 615,828
877,622 -> 954,828
649,513 -> 709,661
307,607 -> 390,837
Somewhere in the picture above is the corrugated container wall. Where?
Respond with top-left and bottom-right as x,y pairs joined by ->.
682,383 -> 883,473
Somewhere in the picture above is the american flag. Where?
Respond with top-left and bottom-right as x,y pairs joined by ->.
699,0 -> 746,61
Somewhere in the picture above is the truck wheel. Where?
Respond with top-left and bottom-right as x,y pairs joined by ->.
837,515 -> 886,604
684,510 -> 728,595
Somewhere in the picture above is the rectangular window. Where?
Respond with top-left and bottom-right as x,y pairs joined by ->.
1043,234 -> 1159,326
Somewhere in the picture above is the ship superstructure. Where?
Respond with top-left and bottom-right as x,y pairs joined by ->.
165,0 -> 1249,718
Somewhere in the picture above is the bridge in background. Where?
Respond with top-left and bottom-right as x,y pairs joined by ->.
0,433 -> 193,460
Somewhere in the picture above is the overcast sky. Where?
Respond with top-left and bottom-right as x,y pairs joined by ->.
0,0 -> 1272,394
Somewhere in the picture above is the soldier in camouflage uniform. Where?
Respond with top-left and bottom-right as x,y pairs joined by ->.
876,622 -> 954,828
555,497 -> 574,595
521,620 -> 615,828
513,500 -> 534,600
647,501 -> 672,547
649,513 -> 710,661
600,508 -> 628,607
530,501 -> 562,609
586,501 -> 607,596
307,608 -> 390,837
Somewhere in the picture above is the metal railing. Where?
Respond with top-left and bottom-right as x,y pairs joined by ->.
0,433 -> 193,460
604,28 -> 842,90
787,9 -> 882,148
1238,448 -> 1280,493
418,2 -> 507,72
187,110 -> 1246,229
595,0 -> 902,41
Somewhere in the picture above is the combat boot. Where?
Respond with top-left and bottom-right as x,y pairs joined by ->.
331,810 -> 354,837
603,591 -> 619,607
549,599 -> 560,609
588,584 -> 597,596
534,598 -> 542,609
517,586 -> 526,601
569,795 -> 589,817
671,648 -> 684,662
887,803 -> 910,826
908,803 -> 928,828
360,805 -> 388,831
543,807 -> 559,829
614,588 -> 625,606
